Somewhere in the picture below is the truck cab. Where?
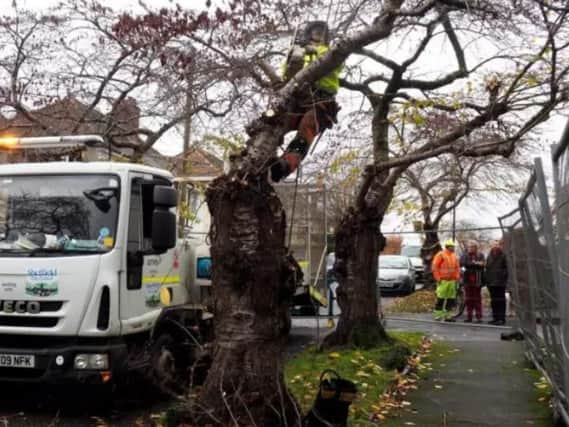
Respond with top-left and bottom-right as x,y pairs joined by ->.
0,160 -> 209,387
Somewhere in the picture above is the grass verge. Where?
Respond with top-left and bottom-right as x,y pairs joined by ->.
523,362 -> 555,426
285,332 -> 439,425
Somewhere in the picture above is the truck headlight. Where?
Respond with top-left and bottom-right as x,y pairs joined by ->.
89,354 -> 109,370
74,353 -> 109,370
74,354 -> 89,369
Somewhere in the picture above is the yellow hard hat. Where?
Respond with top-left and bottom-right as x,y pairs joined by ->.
444,239 -> 456,247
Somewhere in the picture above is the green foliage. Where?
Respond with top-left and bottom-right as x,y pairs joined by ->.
387,196 -> 421,220
285,332 -> 424,422
178,202 -> 199,223
329,150 -> 360,174
350,322 -> 391,349
382,343 -> 413,371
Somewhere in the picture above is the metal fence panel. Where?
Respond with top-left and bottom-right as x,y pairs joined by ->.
518,157 -> 566,410
499,209 -> 536,348
551,120 -> 569,417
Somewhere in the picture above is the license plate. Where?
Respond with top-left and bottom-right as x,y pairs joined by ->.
380,283 -> 396,288
0,354 -> 35,368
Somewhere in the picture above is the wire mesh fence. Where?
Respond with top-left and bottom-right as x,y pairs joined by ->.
498,209 -> 536,349
503,118 -> 569,424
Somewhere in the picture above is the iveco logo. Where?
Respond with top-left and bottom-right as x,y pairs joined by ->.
0,300 -> 40,314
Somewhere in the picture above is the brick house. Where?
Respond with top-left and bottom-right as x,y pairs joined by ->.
0,97 -> 168,168
0,96 -> 226,184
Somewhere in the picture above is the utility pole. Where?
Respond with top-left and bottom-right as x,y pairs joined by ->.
452,200 -> 457,241
182,91 -> 193,175
178,90 -> 192,237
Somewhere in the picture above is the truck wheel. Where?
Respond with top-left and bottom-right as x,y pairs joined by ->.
151,333 -> 187,397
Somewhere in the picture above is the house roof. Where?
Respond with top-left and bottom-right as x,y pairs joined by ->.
0,97 -> 167,168
172,147 -> 223,177
0,98 -> 108,138
0,98 -> 225,177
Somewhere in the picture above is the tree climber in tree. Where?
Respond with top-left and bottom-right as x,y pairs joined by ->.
270,21 -> 343,182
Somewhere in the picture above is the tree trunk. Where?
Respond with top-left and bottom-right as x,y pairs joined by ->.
199,176 -> 300,426
323,171 -> 398,348
194,1 -> 404,416
323,209 -> 389,348
421,221 -> 441,290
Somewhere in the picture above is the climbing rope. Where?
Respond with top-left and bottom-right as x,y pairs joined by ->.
288,164 -> 301,249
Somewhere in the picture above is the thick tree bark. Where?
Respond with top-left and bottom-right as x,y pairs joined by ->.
421,220 -> 441,290
323,208 -> 389,348
195,1 -> 405,421
323,171 -> 398,348
199,176 -> 300,426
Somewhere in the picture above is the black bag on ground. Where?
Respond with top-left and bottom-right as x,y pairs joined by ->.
303,369 -> 358,427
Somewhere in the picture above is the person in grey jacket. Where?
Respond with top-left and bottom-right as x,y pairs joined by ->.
485,241 -> 509,325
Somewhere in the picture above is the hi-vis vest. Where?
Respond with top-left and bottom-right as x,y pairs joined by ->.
303,44 -> 342,94
282,44 -> 343,94
432,250 -> 460,281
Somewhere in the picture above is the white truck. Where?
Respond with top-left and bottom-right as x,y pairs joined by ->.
0,135 -> 213,391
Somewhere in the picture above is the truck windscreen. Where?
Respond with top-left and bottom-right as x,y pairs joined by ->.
0,174 -> 119,256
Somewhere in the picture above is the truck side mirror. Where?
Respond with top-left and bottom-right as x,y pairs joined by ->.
154,185 -> 177,208
151,185 -> 178,253
152,209 -> 176,253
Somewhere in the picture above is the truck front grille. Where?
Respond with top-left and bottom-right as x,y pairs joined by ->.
39,301 -> 64,312
0,367 -> 45,379
0,316 -> 58,328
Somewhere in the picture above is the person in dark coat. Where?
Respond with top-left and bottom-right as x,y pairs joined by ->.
460,242 -> 485,323
485,240 -> 509,325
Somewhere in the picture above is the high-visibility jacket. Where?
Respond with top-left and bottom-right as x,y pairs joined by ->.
282,44 -> 343,94
303,44 -> 343,94
432,249 -> 460,281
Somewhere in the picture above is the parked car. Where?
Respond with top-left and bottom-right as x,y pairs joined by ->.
400,245 -> 425,283
377,255 -> 416,295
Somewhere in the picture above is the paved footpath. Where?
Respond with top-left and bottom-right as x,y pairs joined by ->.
384,318 -> 553,426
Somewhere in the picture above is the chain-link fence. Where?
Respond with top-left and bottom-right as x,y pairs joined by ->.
502,119 -> 569,424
